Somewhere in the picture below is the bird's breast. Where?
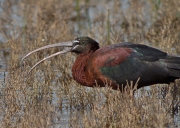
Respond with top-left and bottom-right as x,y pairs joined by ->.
72,52 -> 96,87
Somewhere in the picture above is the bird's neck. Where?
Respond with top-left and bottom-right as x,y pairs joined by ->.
72,51 -> 95,87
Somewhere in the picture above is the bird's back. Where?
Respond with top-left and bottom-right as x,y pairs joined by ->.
85,42 -> 180,89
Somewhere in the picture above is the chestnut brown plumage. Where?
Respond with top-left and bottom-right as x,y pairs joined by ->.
22,37 -> 180,90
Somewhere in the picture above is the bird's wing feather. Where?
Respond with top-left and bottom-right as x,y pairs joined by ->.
118,42 -> 168,61
86,42 -> 177,88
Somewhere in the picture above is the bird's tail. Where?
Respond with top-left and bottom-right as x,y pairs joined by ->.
165,56 -> 180,78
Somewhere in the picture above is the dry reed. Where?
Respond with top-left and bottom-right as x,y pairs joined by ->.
0,0 -> 179,127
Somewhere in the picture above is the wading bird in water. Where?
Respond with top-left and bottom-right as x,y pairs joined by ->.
22,37 -> 180,90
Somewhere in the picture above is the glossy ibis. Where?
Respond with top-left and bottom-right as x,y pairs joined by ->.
22,37 -> 180,90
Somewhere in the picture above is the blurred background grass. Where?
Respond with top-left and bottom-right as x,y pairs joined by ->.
0,0 -> 180,127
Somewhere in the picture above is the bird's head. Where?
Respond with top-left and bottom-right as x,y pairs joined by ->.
72,37 -> 99,54
22,37 -> 99,73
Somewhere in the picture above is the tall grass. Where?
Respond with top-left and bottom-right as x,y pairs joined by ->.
0,0 -> 179,127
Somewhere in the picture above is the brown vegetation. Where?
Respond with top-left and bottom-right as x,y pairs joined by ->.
0,0 -> 179,127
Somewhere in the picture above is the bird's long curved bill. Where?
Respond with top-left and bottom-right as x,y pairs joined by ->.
22,42 -> 73,61
28,50 -> 71,74
22,41 -> 73,74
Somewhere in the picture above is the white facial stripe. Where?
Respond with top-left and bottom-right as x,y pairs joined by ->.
73,40 -> 79,43
72,45 -> 79,50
